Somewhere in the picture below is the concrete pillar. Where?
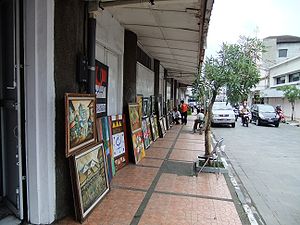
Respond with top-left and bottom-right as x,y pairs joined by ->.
123,29 -> 137,162
123,29 -> 137,108
174,79 -> 178,107
154,59 -> 160,97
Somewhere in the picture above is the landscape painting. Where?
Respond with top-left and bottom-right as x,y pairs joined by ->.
73,143 -> 109,221
65,93 -> 97,157
128,103 -> 141,133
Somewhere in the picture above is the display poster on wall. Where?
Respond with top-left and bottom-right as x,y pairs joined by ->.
95,60 -> 109,117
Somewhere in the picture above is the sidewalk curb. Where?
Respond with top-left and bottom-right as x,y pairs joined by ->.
212,134 -> 266,225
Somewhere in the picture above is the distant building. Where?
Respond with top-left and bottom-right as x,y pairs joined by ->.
255,35 -> 300,120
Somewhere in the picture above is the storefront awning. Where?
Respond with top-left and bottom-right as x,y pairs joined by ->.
101,0 -> 213,85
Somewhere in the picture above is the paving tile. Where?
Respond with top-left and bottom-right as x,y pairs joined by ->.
169,149 -> 204,162
145,147 -> 169,159
56,189 -> 145,225
174,142 -> 205,151
138,158 -> 164,168
111,165 -> 159,190
178,133 -> 205,140
176,138 -> 205,144
151,140 -> 173,149
164,132 -> 178,138
155,173 -> 232,200
138,193 -> 241,225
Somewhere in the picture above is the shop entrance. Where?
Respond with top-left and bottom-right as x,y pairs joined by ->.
0,0 -> 25,221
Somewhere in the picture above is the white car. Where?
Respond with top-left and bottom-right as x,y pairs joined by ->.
211,102 -> 236,128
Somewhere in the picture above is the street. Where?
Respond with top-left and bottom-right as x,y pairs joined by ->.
212,121 -> 300,225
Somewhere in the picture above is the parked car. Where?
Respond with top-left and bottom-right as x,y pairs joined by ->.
250,104 -> 280,127
211,102 -> 235,128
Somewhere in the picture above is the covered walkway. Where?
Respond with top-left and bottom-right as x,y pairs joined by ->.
57,117 -> 243,225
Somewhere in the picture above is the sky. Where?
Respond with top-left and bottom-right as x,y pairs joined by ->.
206,0 -> 300,57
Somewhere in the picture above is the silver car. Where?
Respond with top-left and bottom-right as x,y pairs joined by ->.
211,102 -> 236,128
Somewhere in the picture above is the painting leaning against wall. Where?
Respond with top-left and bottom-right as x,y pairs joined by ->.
71,143 -> 109,222
65,93 -> 97,158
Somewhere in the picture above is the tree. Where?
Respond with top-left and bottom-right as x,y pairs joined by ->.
277,85 -> 300,121
198,36 -> 264,156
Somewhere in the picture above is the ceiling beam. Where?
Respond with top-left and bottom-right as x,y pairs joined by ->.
126,24 -> 199,32
139,36 -> 199,43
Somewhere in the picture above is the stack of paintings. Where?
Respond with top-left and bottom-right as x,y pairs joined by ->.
111,114 -> 128,171
128,104 -> 145,164
65,93 -> 109,222
96,116 -> 115,182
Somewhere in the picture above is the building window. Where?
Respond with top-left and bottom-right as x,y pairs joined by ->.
289,72 -> 300,82
278,49 -> 288,57
275,76 -> 285,84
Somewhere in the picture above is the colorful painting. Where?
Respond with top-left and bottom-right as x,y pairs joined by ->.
96,117 -> 115,182
95,60 -> 109,117
141,119 -> 151,149
150,115 -> 159,141
159,118 -> 166,137
145,117 -> 153,145
128,103 -> 141,133
65,93 -> 97,158
72,143 -> 109,222
132,130 -> 145,164
136,95 -> 143,122
111,114 -> 128,171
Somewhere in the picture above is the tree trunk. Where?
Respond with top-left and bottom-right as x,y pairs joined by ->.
204,90 -> 218,156
291,102 -> 295,121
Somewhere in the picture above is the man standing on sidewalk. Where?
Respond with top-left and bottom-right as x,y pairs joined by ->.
180,100 -> 188,125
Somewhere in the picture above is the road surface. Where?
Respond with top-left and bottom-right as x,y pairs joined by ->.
212,121 -> 300,225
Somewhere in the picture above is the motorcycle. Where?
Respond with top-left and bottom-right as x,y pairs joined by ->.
233,108 -> 239,121
275,106 -> 286,123
241,112 -> 251,127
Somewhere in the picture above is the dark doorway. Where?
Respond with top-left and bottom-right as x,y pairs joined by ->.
0,0 -> 25,221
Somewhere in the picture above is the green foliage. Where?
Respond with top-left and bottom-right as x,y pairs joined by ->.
277,85 -> 300,103
197,36 -> 264,155
277,85 -> 300,121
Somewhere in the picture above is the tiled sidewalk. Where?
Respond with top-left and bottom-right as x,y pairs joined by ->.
56,117 -> 243,225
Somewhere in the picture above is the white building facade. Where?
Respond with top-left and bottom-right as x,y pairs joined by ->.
259,36 -> 300,120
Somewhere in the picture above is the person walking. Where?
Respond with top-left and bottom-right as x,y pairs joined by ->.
180,100 -> 188,125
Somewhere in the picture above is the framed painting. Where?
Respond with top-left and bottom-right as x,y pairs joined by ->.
65,93 -> 97,158
97,117 -> 115,182
145,117 -> 153,145
111,114 -> 128,171
150,95 -> 155,115
141,119 -> 151,149
142,97 -> 151,117
95,60 -> 109,117
150,115 -> 159,141
128,103 -> 141,133
136,95 -> 143,122
132,130 -> 145,164
162,116 -> 167,131
70,143 -> 109,222
159,118 -> 166,137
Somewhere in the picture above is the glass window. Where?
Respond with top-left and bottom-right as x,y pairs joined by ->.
289,73 -> 300,82
213,102 -> 232,110
258,105 -> 275,113
275,76 -> 285,84
278,49 -> 288,57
